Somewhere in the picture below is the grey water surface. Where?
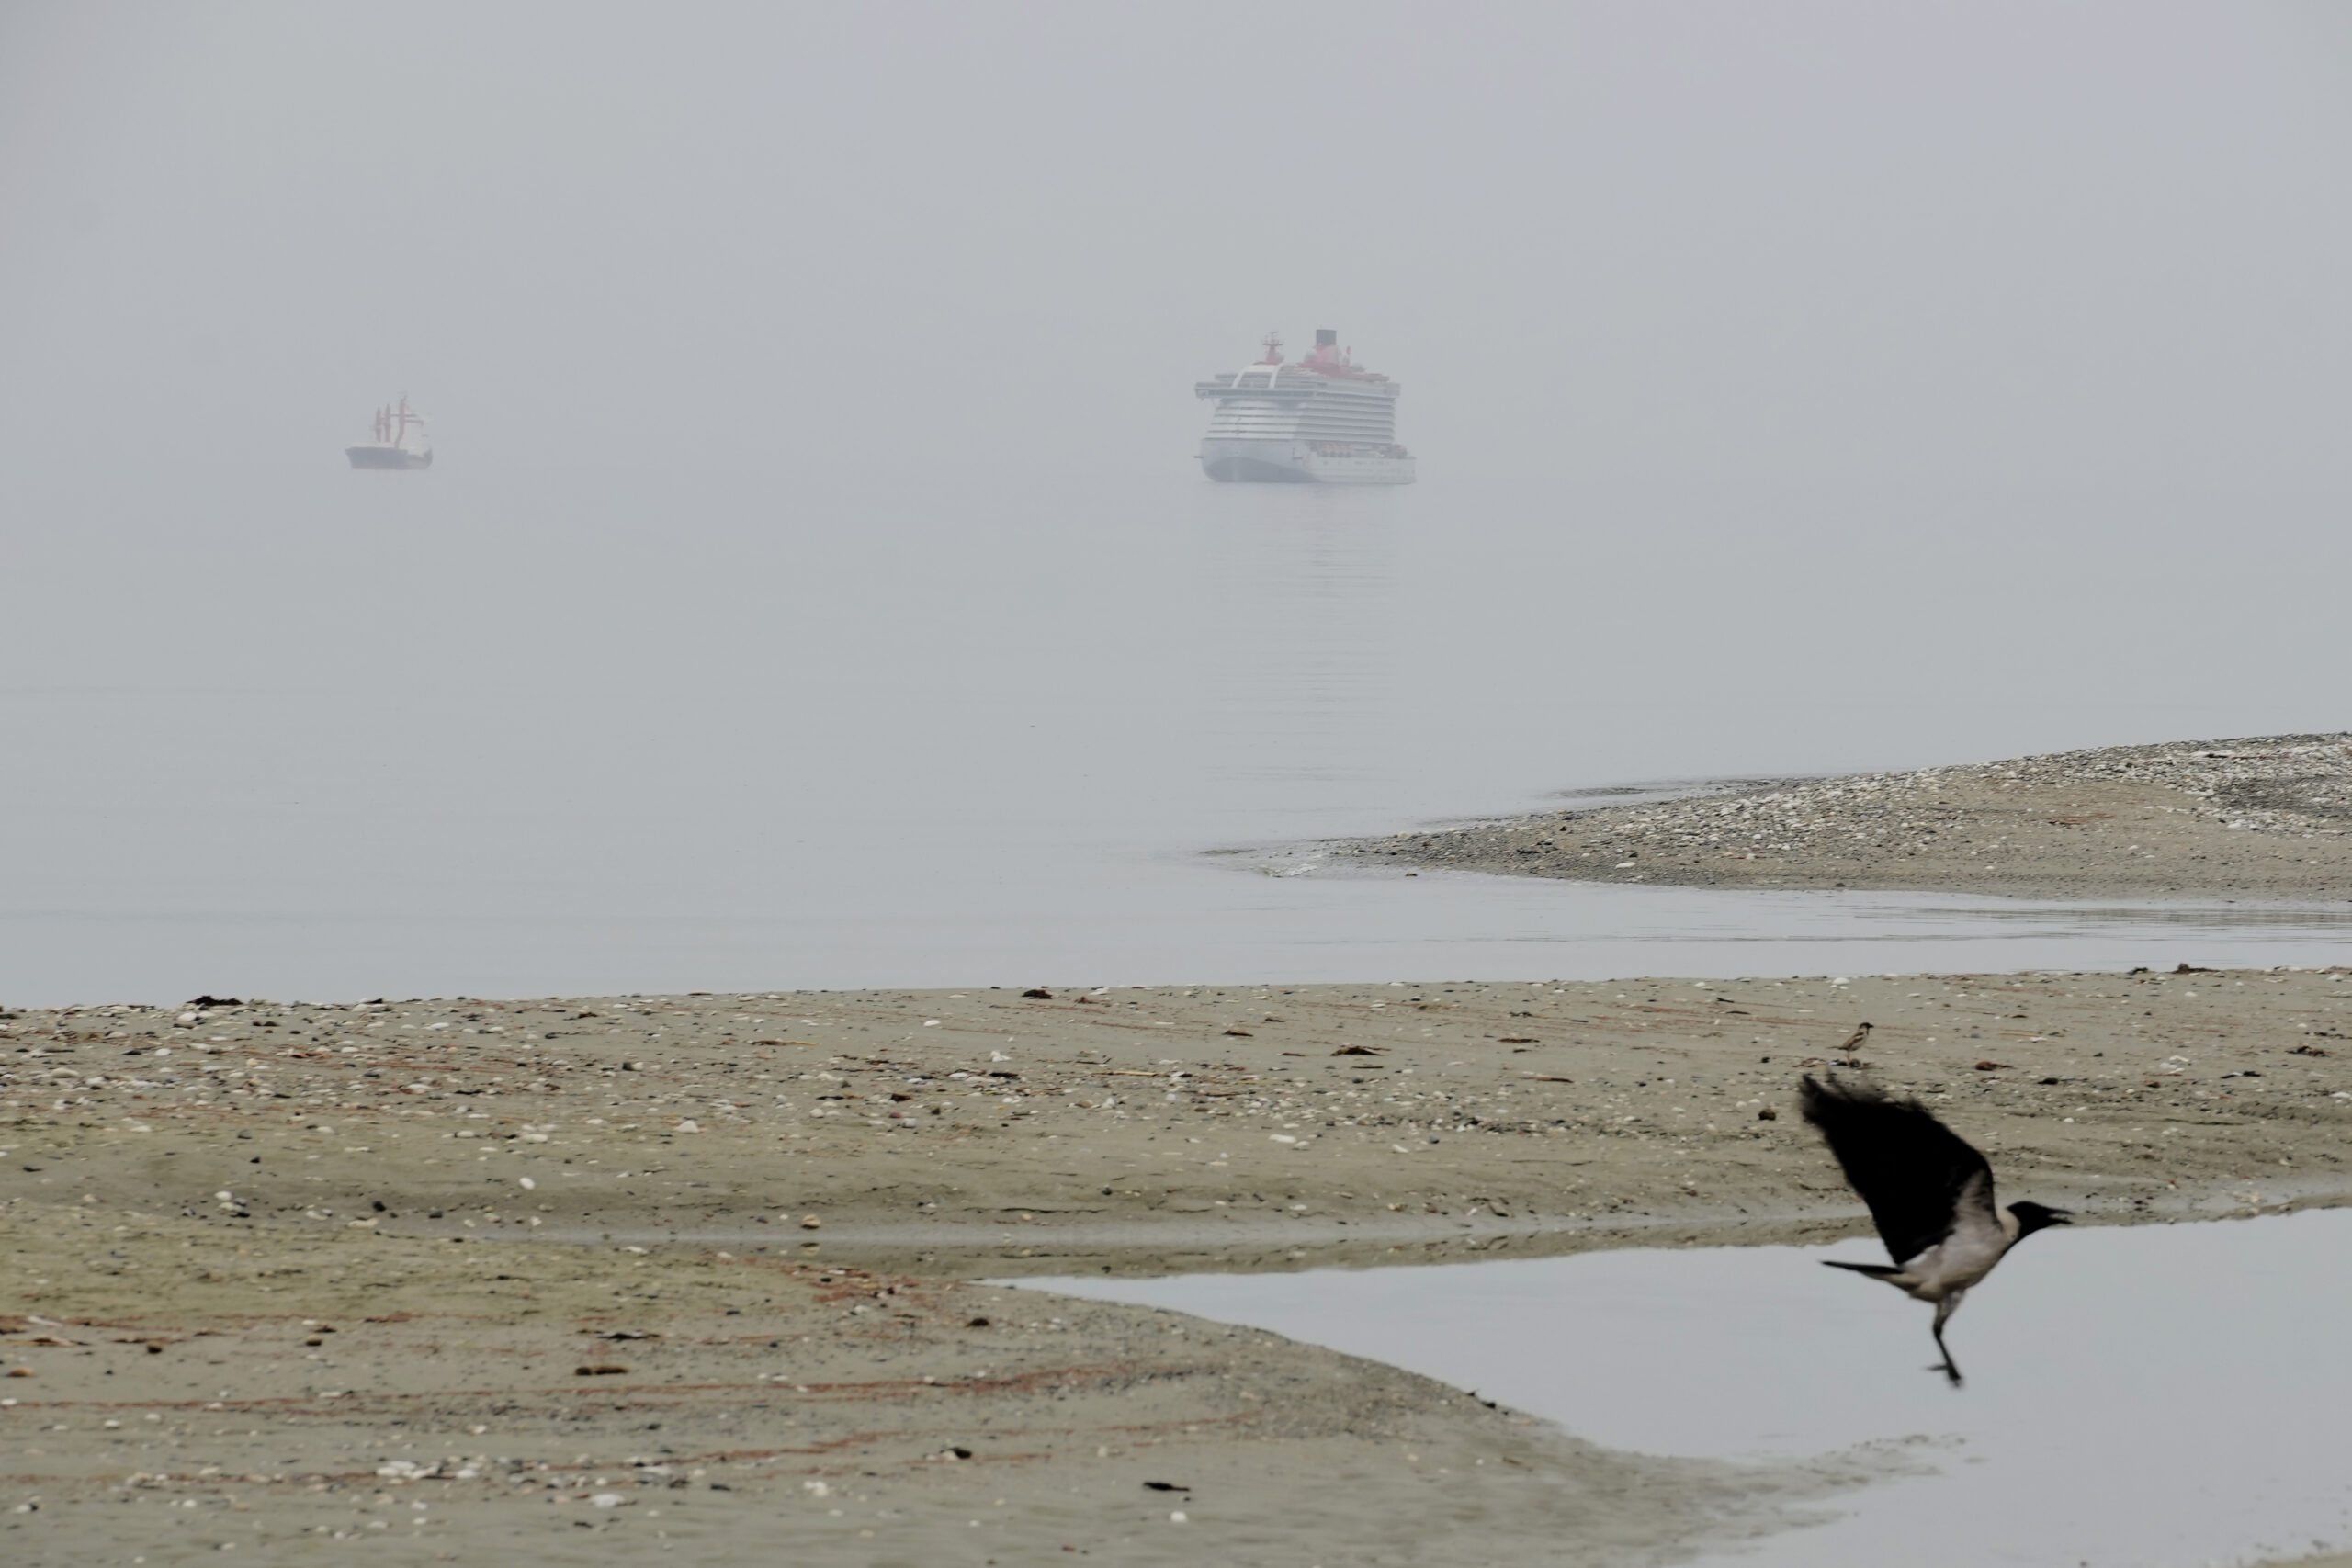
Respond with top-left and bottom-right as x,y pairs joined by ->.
1026,1207 -> 2352,1568
6,468 -> 2352,1007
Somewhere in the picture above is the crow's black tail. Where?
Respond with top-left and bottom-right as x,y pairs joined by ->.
1822,1259 -> 1903,1277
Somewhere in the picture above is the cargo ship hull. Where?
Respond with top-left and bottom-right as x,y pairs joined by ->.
345,445 -> 432,470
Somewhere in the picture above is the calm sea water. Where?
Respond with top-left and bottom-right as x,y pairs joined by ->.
5,461 -> 2348,1006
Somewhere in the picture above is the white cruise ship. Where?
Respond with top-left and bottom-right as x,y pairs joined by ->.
1194,330 -> 1415,484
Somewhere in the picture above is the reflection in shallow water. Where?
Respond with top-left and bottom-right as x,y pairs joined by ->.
1027,1209 -> 2352,1568
1896,897 -> 2352,931
10,874 -> 2351,1011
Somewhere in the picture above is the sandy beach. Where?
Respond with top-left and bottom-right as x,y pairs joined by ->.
6,966 -> 2349,1562
1329,733 -> 2352,901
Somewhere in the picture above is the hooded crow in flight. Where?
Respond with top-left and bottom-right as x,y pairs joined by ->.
1801,1073 -> 2070,1387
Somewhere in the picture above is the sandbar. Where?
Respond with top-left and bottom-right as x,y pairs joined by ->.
5,970 -> 2349,1561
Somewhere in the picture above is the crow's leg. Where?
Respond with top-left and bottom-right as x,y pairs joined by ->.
1929,1293 -> 1964,1388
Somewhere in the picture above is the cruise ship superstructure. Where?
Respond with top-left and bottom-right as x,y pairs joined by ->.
1194,330 -> 1415,484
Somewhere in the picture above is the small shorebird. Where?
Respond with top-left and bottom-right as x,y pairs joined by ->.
1800,1074 -> 2070,1387
1832,1021 -> 1872,1066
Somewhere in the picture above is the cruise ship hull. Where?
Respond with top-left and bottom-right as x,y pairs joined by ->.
1201,438 -> 1416,486
1196,332 -> 1415,484
345,445 -> 432,470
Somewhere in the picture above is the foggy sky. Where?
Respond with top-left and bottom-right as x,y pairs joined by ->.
6,2 -> 2351,495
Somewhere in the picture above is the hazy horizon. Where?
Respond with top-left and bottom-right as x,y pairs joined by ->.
6,4 -> 2352,1005
8,3 -> 2352,494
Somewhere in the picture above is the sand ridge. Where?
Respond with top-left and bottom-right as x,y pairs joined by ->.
6,972 -> 2351,1274
1329,732 -> 2352,900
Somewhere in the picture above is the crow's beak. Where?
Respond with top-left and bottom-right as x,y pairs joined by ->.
2048,1209 -> 2074,1224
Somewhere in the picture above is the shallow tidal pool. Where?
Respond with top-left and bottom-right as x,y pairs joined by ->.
1027,1207 -> 2352,1568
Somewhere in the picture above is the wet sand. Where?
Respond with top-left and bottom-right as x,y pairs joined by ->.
0,1239 -> 1871,1567
6,972 -> 2350,1561
1331,733 -> 2352,900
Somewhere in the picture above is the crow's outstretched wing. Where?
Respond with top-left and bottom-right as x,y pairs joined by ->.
1799,1074 -> 1996,1266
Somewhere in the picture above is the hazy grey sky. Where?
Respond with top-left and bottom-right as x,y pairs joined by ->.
6,1 -> 2350,491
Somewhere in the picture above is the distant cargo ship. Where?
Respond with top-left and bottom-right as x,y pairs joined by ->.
346,397 -> 432,469
1194,330 -> 1415,484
